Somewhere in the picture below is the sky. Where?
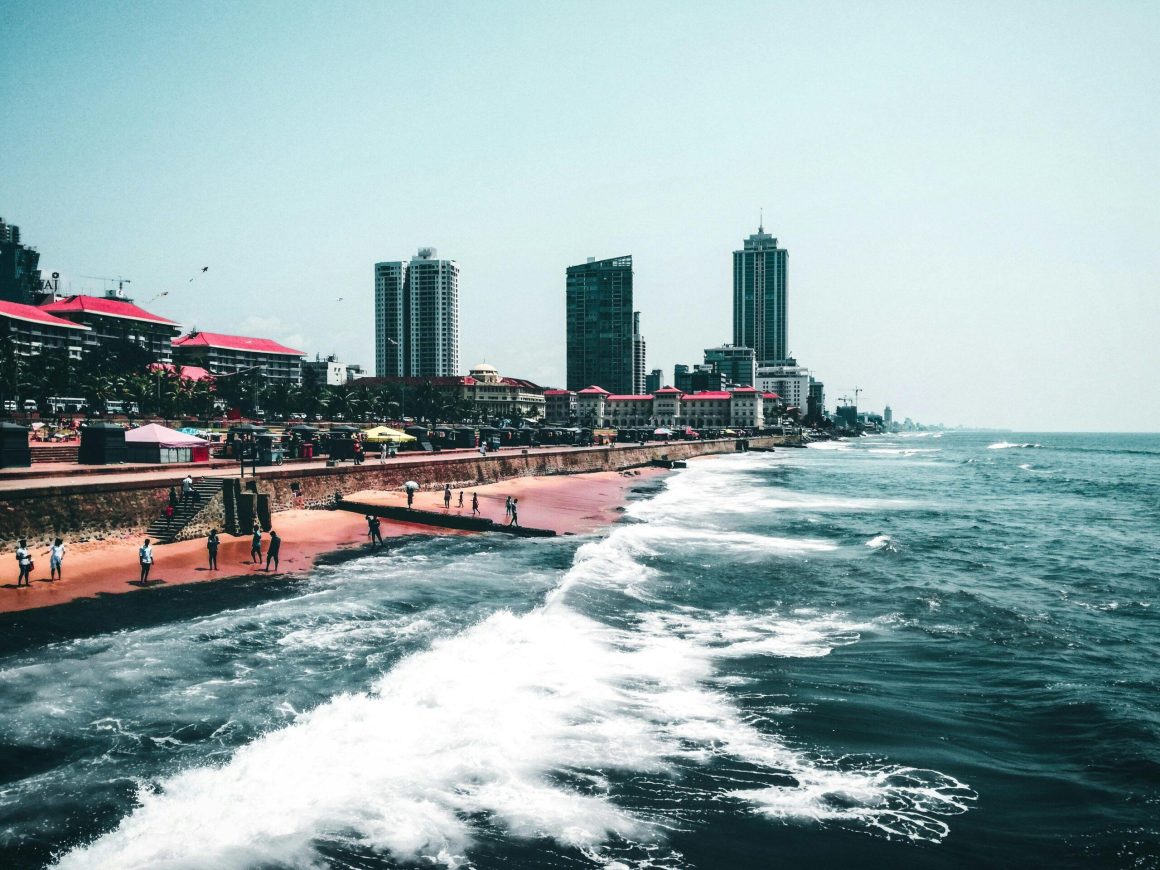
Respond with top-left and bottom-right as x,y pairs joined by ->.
2,0 -> 1157,431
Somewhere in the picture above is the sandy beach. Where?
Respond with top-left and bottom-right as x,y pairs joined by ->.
0,469 -> 662,614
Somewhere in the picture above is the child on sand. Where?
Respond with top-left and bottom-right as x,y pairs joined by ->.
139,539 -> 153,584
49,538 -> 65,581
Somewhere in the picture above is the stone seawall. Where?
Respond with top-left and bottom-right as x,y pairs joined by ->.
0,437 -> 780,547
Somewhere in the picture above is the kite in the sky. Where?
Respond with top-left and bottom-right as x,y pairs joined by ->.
188,266 -> 209,283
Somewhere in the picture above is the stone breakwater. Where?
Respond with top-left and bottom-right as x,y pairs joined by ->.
0,438 -> 782,548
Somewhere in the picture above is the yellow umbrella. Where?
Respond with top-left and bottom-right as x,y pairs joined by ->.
362,426 -> 417,444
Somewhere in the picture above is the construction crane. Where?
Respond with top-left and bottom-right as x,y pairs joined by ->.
80,275 -> 132,298
833,387 -> 865,408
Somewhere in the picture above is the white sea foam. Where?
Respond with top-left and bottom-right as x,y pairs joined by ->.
55,460 -> 972,868
987,441 -> 1042,450
866,534 -> 899,552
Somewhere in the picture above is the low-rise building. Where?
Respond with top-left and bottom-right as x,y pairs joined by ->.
360,365 -> 546,420
576,385 -> 610,427
0,299 -> 89,360
604,394 -> 654,427
543,389 -> 577,423
756,358 -> 811,415
303,355 -> 357,386
171,331 -> 305,385
40,294 -> 181,362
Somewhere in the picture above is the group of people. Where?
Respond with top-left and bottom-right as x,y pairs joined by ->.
13,538 -> 66,587
438,484 -> 518,526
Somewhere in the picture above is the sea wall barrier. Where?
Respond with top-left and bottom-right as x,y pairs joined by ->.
0,436 -> 782,547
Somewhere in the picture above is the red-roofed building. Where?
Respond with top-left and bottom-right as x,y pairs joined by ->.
40,294 -> 181,361
0,299 -> 90,360
356,364 -> 546,419
605,394 -> 655,427
148,362 -> 214,382
172,331 -> 306,385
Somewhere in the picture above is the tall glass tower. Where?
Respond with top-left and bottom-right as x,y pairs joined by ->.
732,223 -> 788,364
566,255 -> 636,394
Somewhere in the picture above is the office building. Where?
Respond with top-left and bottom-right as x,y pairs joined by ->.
756,358 -> 811,414
676,363 -> 725,394
633,311 -> 647,394
374,248 -> 459,378
566,255 -> 637,395
0,218 -> 42,305
644,368 -> 663,394
733,222 -> 788,364
704,344 -> 756,387
172,331 -> 305,385
807,379 -> 826,425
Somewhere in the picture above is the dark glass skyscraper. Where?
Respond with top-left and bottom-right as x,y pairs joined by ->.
566,255 -> 637,394
732,223 -> 788,364
0,218 -> 42,305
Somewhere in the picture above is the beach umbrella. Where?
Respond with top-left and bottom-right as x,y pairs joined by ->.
654,427 -> 673,435
403,481 -> 419,491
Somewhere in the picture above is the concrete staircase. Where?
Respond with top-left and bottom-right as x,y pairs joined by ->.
145,477 -> 227,543
29,444 -> 80,463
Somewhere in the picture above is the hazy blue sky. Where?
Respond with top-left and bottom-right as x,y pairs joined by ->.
3,1 -> 1157,430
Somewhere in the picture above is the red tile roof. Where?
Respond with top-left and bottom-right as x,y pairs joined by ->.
149,363 -> 214,382
684,391 -> 732,400
654,386 -> 683,394
762,392 -> 781,400
577,386 -> 611,395
41,295 -> 178,325
172,331 -> 304,356
543,389 -> 574,397
606,394 -> 653,401
731,386 -> 758,393
0,300 -> 90,330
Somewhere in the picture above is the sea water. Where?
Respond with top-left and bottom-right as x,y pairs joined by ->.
1,432 -> 1157,868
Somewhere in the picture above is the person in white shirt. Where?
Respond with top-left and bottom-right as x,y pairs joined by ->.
49,538 -> 66,582
138,539 -> 154,584
15,538 -> 32,588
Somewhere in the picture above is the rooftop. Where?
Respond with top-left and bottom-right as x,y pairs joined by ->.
0,300 -> 90,330
40,295 -> 179,326
172,331 -> 305,356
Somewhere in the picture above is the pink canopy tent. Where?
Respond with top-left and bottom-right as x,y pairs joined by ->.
125,424 -> 210,463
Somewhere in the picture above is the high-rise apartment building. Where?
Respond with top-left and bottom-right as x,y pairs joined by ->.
566,255 -> 638,394
374,248 -> 459,378
632,311 -> 647,394
0,218 -> 42,305
645,368 -> 664,394
733,222 -> 788,365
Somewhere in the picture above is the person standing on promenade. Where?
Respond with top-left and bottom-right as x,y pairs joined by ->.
250,523 -> 263,563
265,530 -> 281,572
444,485 -> 452,509
181,474 -> 194,504
15,539 -> 33,587
49,538 -> 66,582
138,539 -> 153,584
207,529 -> 220,571
471,492 -> 480,516
508,498 -> 519,528
380,443 -> 387,464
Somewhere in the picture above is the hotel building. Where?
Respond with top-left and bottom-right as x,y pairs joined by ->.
733,223 -> 788,365
374,248 -> 459,378
171,331 -> 306,385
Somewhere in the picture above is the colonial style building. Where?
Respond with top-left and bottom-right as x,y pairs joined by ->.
40,294 -> 181,362
360,365 -> 545,420
543,389 -> 577,424
576,385 -> 609,426
603,394 -> 654,428
171,331 -> 305,385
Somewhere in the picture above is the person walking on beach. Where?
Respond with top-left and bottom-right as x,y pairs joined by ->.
49,538 -> 66,582
444,485 -> 452,509
505,496 -> 513,522
207,529 -> 220,571
457,490 -> 464,509
369,515 -> 383,547
508,498 -> 519,528
250,523 -> 263,564
138,539 -> 154,584
265,530 -> 281,572
406,488 -> 414,509
15,539 -> 33,587
181,474 -> 194,504
471,492 -> 479,516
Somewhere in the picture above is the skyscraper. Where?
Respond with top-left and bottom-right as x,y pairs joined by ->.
733,222 -> 788,364
374,248 -> 459,377
0,218 -> 41,305
566,255 -> 637,394
633,311 -> 647,394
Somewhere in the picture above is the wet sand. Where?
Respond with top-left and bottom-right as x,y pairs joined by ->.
0,469 -> 663,614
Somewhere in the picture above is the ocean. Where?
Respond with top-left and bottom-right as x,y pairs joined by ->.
1,431 -> 1157,869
